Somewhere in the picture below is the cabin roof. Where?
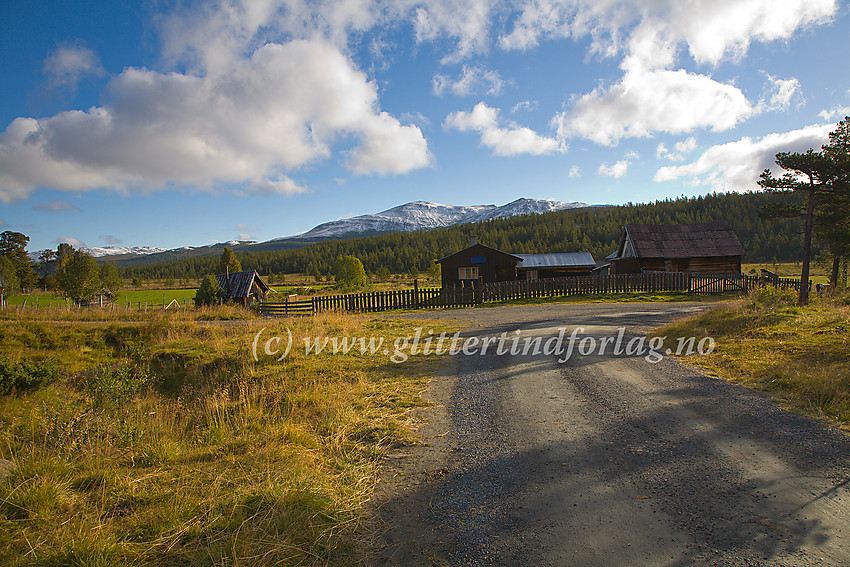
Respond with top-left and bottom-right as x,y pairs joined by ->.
215,270 -> 270,298
435,242 -> 523,263
622,222 -> 744,259
515,252 -> 596,269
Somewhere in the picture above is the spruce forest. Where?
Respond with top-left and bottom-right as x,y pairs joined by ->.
125,191 -> 808,280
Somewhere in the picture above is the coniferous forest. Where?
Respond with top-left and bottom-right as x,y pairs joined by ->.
124,192 -> 809,280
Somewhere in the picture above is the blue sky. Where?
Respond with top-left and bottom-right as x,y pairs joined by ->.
1,0 -> 849,252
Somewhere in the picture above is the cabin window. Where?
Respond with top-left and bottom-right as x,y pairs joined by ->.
470,256 -> 487,264
458,267 -> 479,280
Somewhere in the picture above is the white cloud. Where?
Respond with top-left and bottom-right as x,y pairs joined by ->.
819,106 -> 850,121
500,0 -> 835,65
412,0 -> 495,62
598,159 -> 630,178
657,137 -> 697,161
237,232 -> 253,240
598,150 -> 637,178
556,66 -> 753,145
32,200 -> 82,212
103,235 -> 122,245
758,75 -> 802,112
568,165 -> 582,177
444,102 -> 565,156
43,44 -> 105,89
159,0 -> 496,71
244,176 -> 309,197
506,0 -> 834,145
511,100 -> 538,113
0,40 -> 430,203
433,65 -> 507,96
55,237 -> 85,248
654,123 -> 833,192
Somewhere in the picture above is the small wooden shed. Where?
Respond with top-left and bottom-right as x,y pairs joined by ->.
216,269 -> 271,306
610,222 -> 744,274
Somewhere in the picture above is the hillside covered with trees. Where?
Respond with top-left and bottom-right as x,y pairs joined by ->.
125,191 -> 809,280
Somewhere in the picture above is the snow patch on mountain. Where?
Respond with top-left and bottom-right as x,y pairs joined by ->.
297,198 -> 589,238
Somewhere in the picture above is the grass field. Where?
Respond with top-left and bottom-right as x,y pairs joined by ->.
741,261 -> 838,285
0,309 -> 455,566
655,288 -> 850,429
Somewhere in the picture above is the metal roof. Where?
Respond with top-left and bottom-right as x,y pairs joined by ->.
515,252 -> 596,269
215,270 -> 270,299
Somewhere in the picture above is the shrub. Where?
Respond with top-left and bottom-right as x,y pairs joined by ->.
0,356 -> 62,395
83,362 -> 151,409
750,285 -> 797,310
194,274 -> 225,307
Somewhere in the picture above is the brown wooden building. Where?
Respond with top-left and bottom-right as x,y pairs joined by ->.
515,253 -> 597,280
436,243 -> 596,287
609,222 -> 744,274
436,243 -> 522,288
215,269 -> 271,306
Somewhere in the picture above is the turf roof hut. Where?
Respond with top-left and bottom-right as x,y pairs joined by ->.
215,269 -> 271,306
610,222 -> 745,274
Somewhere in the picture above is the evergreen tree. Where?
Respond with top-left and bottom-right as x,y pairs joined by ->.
194,274 -> 224,307
759,117 -> 850,303
217,247 -> 242,274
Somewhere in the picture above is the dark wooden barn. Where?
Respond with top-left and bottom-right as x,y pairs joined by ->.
215,269 -> 271,306
436,243 -> 596,287
515,253 -> 597,280
609,222 -> 744,274
435,243 -> 522,288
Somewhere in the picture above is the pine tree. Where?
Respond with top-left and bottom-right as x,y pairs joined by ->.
217,247 -> 242,274
759,117 -> 850,303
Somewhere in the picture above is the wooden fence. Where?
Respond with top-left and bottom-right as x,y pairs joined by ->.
257,272 -> 807,317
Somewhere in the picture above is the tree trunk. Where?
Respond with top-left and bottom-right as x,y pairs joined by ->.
831,256 -> 841,290
799,188 -> 815,306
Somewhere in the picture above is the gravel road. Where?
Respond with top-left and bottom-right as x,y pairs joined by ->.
372,303 -> 850,566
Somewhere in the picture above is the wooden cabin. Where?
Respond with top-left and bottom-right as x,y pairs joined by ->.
435,243 -> 596,287
609,222 -> 744,274
515,253 -> 596,281
215,269 -> 271,306
435,243 -> 522,288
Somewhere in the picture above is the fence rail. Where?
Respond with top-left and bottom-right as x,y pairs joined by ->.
257,272 -> 807,317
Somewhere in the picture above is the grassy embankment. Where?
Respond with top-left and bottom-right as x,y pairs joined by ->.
655,287 -> 850,430
0,308 -> 454,566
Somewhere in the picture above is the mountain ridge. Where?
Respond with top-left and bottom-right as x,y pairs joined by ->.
31,198 -> 593,264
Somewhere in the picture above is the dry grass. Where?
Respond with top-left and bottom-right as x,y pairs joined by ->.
654,287 -> 850,429
0,310 -> 453,566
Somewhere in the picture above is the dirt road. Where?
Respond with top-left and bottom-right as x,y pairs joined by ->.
373,303 -> 850,566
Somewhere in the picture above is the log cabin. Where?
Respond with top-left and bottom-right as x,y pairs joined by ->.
609,222 -> 744,274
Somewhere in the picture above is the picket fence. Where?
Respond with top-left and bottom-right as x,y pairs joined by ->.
257,272 -> 806,317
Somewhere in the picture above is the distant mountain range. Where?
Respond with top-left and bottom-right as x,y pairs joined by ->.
30,198 -> 594,265
292,198 -> 590,238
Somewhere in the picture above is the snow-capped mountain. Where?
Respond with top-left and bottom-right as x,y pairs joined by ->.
79,246 -> 168,258
26,199 -> 593,265
297,198 -> 590,238
28,245 -> 168,261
